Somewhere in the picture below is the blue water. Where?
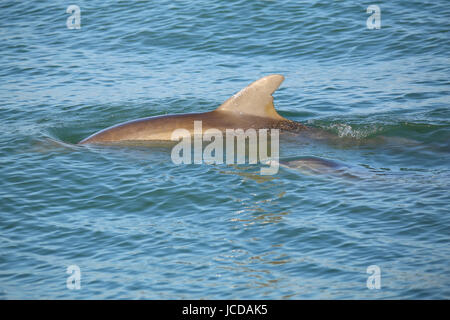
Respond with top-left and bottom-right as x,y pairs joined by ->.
1,0 -> 449,299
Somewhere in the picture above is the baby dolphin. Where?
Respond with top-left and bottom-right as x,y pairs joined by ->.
78,75 -> 306,144
280,156 -> 345,174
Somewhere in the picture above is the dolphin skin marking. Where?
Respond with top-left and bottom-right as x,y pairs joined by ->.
78,75 -> 306,144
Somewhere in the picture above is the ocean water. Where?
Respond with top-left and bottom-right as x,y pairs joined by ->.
0,0 -> 449,299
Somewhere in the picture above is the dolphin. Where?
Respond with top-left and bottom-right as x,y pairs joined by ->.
78,74 -> 307,144
279,156 -> 348,175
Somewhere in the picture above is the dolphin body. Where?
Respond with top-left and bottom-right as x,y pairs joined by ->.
280,156 -> 344,174
78,75 -> 306,144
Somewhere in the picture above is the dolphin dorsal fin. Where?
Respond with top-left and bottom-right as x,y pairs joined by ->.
216,74 -> 286,120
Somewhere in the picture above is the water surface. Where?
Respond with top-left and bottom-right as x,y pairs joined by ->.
0,0 -> 449,299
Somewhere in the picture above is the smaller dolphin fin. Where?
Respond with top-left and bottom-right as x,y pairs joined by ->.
216,74 -> 286,120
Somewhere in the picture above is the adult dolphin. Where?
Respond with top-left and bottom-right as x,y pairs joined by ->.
78,74 -> 306,144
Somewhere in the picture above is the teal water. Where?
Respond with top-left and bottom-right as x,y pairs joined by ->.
1,0 -> 449,299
